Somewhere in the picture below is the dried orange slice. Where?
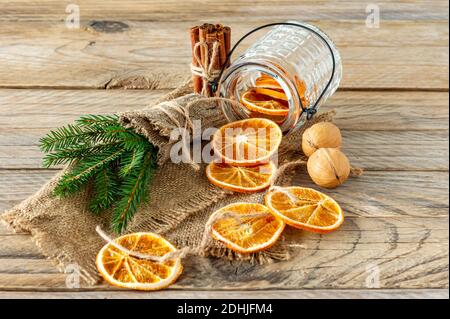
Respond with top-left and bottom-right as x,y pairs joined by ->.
96,232 -> 183,291
212,118 -> 282,166
210,203 -> 285,253
265,186 -> 344,234
241,89 -> 289,116
254,87 -> 288,101
255,74 -> 310,110
294,77 -> 309,108
255,75 -> 284,91
206,161 -> 276,193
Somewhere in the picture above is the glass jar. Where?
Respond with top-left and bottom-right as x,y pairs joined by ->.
218,22 -> 343,133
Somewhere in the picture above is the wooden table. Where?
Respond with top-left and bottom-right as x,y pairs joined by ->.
0,0 -> 448,299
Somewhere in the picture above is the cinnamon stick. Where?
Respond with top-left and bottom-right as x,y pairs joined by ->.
206,32 -> 221,70
223,26 -> 231,66
198,24 -> 211,95
189,26 -> 203,94
216,28 -> 227,67
199,27 -> 209,63
190,23 -> 231,96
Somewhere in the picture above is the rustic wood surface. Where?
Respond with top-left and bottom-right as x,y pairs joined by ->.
0,0 -> 448,298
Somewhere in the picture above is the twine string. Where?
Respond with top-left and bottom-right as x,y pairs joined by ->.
96,210 -> 268,263
154,101 -> 197,169
268,185 -> 298,205
191,41 -> 222,96
269,159 -> 307,189
153,96 -> 245,170
268,156 -> 363,189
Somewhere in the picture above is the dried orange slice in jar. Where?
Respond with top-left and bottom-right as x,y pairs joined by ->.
206,161 -> 276,193
209,203 -> 285,253
253,87 -> 288,101
254,74 -> 310,111
265,186 -> 344,234
96,232 -> 183,291
211,118 -> 282,167
241,89 -> 289,117
255,74 -> 284,91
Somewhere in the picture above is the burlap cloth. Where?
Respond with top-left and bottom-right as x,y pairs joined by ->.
1,80 -> 335,285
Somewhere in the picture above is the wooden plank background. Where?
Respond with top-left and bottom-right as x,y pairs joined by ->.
0,1 -> 448,90
0,0 -> 448,298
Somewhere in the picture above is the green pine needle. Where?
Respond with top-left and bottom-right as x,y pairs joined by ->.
39,124 -> 93,153
39,117 -> 127,154
53,146 -> 125,197
112,149 -> 157,233
41,114 -> 159,233
119,148 -> 146,177
76,114 -> 119,127
89,166 -> 120,214
42,141 -> 123,168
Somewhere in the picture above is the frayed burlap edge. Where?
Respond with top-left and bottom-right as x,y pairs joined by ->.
1,171 -> 101,285
2,213 -> 99,285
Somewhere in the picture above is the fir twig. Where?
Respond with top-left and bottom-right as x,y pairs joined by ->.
42,141 -> 123,168
39,117 -> 127,153
40,114 -> 159,233
119,148 -> 145,177
39,124 -> 95,153
77,114 -> 119,127
112,149 -> 157,233
89,166 -> 120,214
53,146 -> 125,197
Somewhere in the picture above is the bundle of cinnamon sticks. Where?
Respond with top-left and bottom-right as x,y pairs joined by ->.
190,23 -> 231,96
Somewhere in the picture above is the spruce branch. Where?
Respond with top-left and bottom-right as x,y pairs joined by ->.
42,140 -> 123,168
112,149 -> 157,233
89,166 -> 120,214
39,116 -> 127,153
76,114 -> 119,127
40,114 -> 159,233
39,124 -> 94,153
119,148 -> 145,177
53,146 -> 125,197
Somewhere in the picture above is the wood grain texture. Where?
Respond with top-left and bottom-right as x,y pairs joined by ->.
0,289 -> 448,299
0,218 -> 448,290
0,20 -> 448,89
1,0 -> 448,21
0,130 -> 447,171
0,213 -> 448,290
0,90 -> 447,130
0,89 -> 447,170
0,170 -> 448,217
